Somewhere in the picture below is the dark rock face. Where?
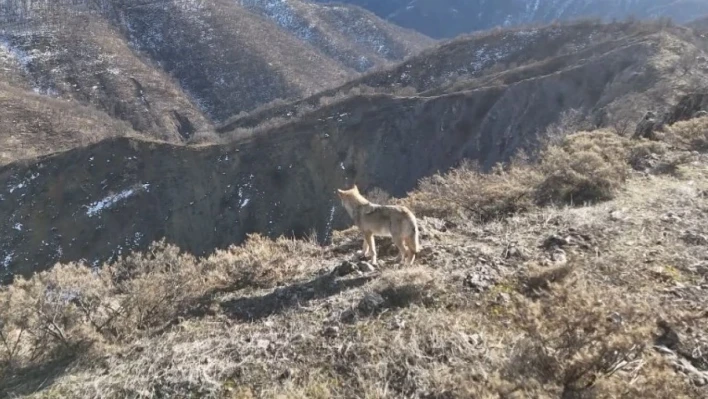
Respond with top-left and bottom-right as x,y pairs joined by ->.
313,0 -> 708,38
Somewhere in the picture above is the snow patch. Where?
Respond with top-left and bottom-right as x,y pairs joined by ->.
324,204 -> 337,242
7,172 -> 39,194
85,184 -> 150,217
0,36 -> 60,96
133,232 -> 144,246
2,251 -> 13,270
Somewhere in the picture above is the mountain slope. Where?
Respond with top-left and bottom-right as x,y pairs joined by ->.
0,1 -> 433,165
1,0 -> 433,121
1,21 -> 706,282
0,82 -> 140,165
314,0 -> 708,38
1,12 -> 213,144
240,0 -> 434,73
219,20 -> 660,131
3,118 -> 708,397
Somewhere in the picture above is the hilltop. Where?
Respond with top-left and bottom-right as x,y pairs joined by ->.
314,0 -> 708,38
2,114 -> 708,397
2,19 -> 707,282
0,0 -> 432,164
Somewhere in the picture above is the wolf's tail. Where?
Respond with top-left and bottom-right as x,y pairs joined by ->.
413,223 -> 421,254
410,213 -> 421,254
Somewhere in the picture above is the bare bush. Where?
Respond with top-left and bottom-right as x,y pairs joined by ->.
628,140 -> 668,170
499,279 -> 659,397
403,158 -> 542,222
536,130 -> 630,204
406,129 -> 634,219
544,108 -> 595,147
205,234 -> 321,290
0,235 -> 321,375
664,116 -> 708,152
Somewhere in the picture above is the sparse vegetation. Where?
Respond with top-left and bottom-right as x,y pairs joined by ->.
403,129 -> 636,221
3,116 -> 708,397
4,7 -> 708,398
665,116 -> 708,152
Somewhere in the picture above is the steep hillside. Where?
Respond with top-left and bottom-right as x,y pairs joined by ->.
220,21 -> 702,134
0,1 -> 432,164
1,12 -> 213,145
1,1 -> 432,122
688,15 -> 708,32
315,0 -> 708,38
1,21 -> 706,282
0,82 -> 140,165
240,0 -> 434,73
3,119 -> 708,397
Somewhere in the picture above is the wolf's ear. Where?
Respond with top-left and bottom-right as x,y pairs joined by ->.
352,184 -> 359,192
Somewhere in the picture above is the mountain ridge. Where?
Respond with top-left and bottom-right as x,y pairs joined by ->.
313,0 -> 708,38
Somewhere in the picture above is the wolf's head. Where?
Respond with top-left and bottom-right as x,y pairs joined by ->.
337,185 -> 368,217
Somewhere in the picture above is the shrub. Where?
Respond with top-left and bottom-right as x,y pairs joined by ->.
491,273 -> 698,398
0,235 -> 322,375
403,159 -> 542,222
365,187 -> 393,205
664,116 -> 708,152
206,234 -> 321,290
0,263 -> 111,369
536,130 -> 630,204
543,108 -> 593,147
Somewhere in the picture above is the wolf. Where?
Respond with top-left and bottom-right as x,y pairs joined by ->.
337,185 -> 421,265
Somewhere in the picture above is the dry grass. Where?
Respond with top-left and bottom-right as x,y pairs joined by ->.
536,130 -> 630,205
3,118 -> 708,398
664,116 -> 708,152
403,129 -> 634,221
0,235 -> 321,376
403,159 -> 543,221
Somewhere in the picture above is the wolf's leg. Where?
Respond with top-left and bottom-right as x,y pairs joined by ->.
362,236 -> 370,256
365,232 -> 377,264
393,236 -> 408,265
404,236 -> 416,265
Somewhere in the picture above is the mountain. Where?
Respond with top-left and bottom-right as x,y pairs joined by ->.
0,0 -> 433,165
313,0 -> 708,38
220,20 -> 665,131
239,0 -> 433,73
0,12 -> 214,145
4,91 -> 708,399
2,19 -> 706,282
0,82 -> 140,166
